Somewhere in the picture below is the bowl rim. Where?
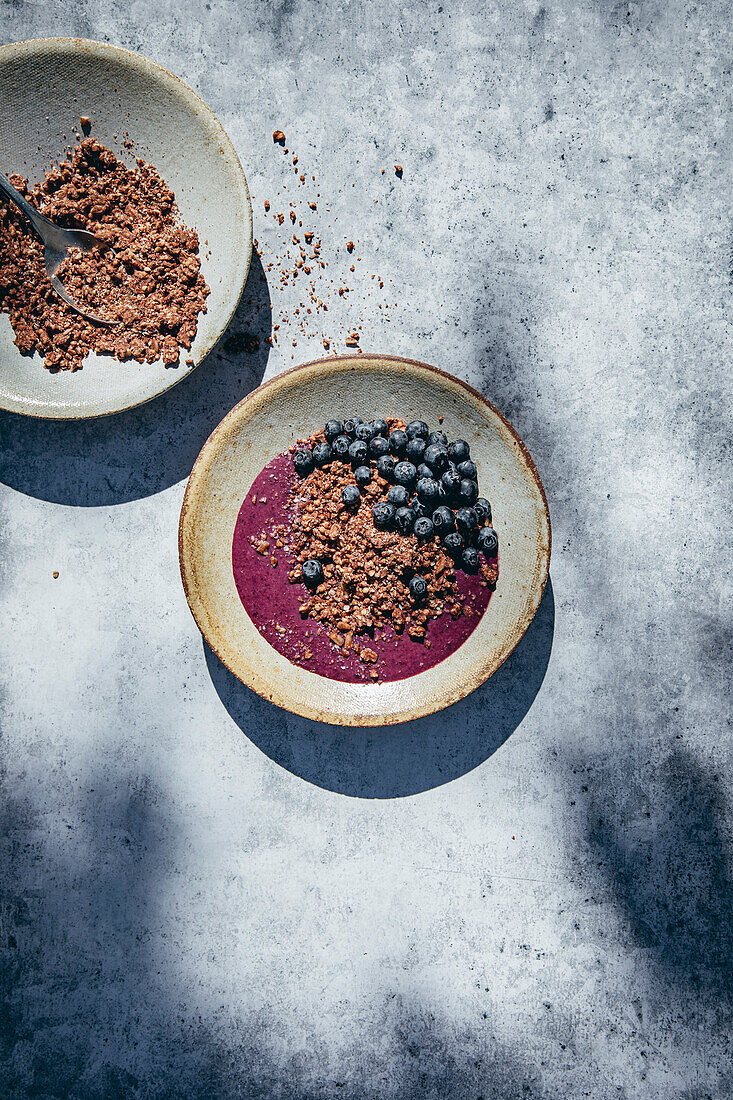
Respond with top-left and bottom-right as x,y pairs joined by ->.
0,36 -> 253,420
179,353 -> 552,727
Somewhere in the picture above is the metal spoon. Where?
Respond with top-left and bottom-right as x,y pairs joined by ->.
0,171 -> 111,324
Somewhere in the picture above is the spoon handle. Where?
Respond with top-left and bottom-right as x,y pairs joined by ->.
0,171 -> 53,237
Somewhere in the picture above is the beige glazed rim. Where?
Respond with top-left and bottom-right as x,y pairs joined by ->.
0,37 -> 252,418
179,355 -> 552,727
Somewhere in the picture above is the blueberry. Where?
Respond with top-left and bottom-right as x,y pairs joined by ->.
416,477 -> 441,507
428,430 -> 448,446
341,484 -> 360,507
355,422 -> 376,443
369,435 -> 389,459
411,498 -> 433,519
477,526 -> 499,555
455,506 -> 478,535
406,438 -> 426,464
394,461 -> 417,487
371,419 -> 389,437
458,477 -> 479,504
343,417 -> 363,438
457,459 -> 477,480
324,419 -> 344,442
417,462 -> 433,481
376,454 -> 396,480
302,559 -> 324,589
441,468 -> 461,499
413,516 -> 435,543
442,531 -> 465,557
330,434 -> 351,461
372,501 -> 395,529
312,440 -> 332,466
448,439 -> 470,463
461,546 -> 480,573
432,505 -> 455,534
395,506 -> 415,534
474,498 -> 492,526
348,439 -> 368,466
293,448 -> 315,477
388,429 -> 408,457
388,484 -> 410,508
406,420 -> 429,440
409,575 -> 428,601
354,465 -> 372,488
424,443 -> 449,475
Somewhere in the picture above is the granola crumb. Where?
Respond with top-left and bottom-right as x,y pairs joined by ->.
287,423 -> 466,649
0,139 -> 210,372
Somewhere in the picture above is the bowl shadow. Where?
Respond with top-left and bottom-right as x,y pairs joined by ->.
0,252 -> 271,506
205,577 -> 555,798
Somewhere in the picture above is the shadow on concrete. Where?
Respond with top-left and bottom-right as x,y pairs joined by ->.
585,745 -> 733,1006
206,578 -> 555,799
0,252 -> 271,506
0,765 -> 561,1097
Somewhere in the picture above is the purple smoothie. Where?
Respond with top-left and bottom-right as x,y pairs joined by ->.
231,451 -> 495,684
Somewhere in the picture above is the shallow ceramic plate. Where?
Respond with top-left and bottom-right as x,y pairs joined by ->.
0,37 -> 252,418
179,355 -> 552,727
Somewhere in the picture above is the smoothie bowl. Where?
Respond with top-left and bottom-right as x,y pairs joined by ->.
179,355 -> 551,726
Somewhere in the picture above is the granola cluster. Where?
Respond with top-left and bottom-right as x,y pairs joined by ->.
283,423 -> 498,648
0,138 -> 210,371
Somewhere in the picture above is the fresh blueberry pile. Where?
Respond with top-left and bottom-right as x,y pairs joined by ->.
292,417 -> 499,582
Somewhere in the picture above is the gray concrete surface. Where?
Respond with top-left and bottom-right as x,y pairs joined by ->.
0,1 -> 731,1097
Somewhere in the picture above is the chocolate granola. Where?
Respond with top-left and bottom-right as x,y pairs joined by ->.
284,420 -> 498,647
0,138 -> 210,371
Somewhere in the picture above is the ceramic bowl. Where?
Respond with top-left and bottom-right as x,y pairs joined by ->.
0,37 -> 252,418
179,355 -> 551,727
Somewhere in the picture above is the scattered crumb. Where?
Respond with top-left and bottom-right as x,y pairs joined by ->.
254,140 -> 395,352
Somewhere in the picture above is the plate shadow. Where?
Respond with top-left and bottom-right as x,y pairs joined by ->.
0,252 -> 271,506
206,577 -> 555,798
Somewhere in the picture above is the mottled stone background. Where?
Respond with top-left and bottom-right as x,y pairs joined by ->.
0,1 -> 731,1097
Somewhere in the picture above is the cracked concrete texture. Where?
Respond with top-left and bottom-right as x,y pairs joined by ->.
0,1 -> 731,1098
